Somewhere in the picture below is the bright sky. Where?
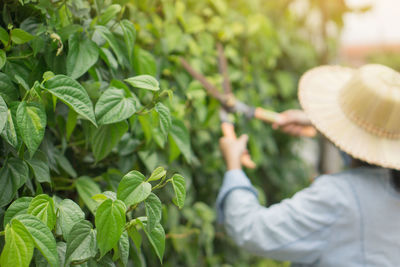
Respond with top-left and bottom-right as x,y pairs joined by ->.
341,0 -> 400,45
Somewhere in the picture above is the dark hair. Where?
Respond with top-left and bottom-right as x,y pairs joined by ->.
351,158 -> 400,191
391,170 -> 400,191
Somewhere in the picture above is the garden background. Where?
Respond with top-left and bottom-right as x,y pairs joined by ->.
0,0 -> 397,266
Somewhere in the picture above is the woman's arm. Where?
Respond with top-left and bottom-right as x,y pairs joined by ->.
217,171 -> 350,264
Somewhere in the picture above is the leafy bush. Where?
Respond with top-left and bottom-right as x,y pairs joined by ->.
0,0 -> 347,266
0,1 -> 187,266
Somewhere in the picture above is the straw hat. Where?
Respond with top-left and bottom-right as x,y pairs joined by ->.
298,64 -> 400,170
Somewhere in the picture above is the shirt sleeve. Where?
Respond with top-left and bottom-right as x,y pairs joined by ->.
218,171 -> 350,264
216,169 -> 259,223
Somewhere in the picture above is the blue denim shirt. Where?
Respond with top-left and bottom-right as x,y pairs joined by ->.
216,167 -> 400,266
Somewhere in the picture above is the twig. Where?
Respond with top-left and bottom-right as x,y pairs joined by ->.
180,58 -> 229,105
7,53 -> 33,60
165,229 -> 199,239
217,43 -> 232,95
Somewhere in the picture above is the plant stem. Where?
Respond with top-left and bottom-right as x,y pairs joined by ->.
165,229 -> 199,239
7,52 -> 33,60
127,204 -> 138,213
152,178 -> 172,191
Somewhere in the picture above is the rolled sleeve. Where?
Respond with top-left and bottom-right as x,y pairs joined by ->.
216,169 -> 258,223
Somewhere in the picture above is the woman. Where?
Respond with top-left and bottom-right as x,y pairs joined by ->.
217,64 -> 400,266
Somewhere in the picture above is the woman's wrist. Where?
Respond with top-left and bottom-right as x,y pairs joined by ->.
227,161 -> 242,171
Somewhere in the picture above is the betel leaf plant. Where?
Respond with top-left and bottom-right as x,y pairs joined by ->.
1,168 -> 185,266
0,0 -> 189,266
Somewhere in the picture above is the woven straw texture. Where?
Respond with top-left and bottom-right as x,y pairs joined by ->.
299,65 -> 400,170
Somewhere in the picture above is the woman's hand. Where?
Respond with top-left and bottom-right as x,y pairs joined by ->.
272,109 -> 316,137
219,134 -> 249,170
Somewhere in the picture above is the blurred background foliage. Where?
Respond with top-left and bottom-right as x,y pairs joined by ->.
124,0 -> 351,266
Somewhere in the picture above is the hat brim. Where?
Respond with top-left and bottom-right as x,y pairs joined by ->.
299,65 -> 400,170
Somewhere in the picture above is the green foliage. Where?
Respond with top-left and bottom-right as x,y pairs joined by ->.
0,1 -> 188,266
0,0 -> 346,266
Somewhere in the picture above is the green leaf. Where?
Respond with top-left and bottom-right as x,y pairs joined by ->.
75,176 -> 102,215
127,225 -> 141,251
0,95 -> 8,134
125,75 -> 160,91
168,134 -> 181,162
65,220 -> 97,265
133,47 -> 157,76
95,199 -> 126,257
67,33 -> 99,79
99,47 -> 118,70
98,4 -> 121,25
16,214 -> 59,267
91,121 -> 128,161
42,75 -> 97,126
155,103 -> 171,138
95,87 -> 137,125
143,222 -> 165,263
35,242 -> 66,267
148,166 -> 166,182
58,199 -> 85,239
3,197 -> 32,227
16,101 -> 47,156
10,28 -> 35,44
0,219 -> 34,267
95,26 -> 125,66
0,26 -> 9,45
120,20 -> 136,63
25,150 -> 51,184
1,105 -> 19,148
92,191 -> 116,203
0,158 -> 29,207
117,171 -> 151,207
169,119 -> 192,162
66,109 -> 77,141
117,231 -> 129,267
171,174 -> 186,209
27,194 -> 56,230
0,49 -> 6,69
0,72 -> 19,104
54,153 -> 77,178
144,193 -> 162,231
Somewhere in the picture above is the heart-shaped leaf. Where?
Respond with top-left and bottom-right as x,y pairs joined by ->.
75,176 -> 102,215
1,102 -> 20,148
91,121 -> 129,161
16,101 -> 47,157
67,33 -> 99,79
144,193 -> 162,231
25,150 -> 51,184
0,219 -> 34,267
125,75 -> 160,91
169,119 -> 191,162
120,20 -> 136,63
95,87 -> 137,125
171,174 -> 186,209
58,199 -> 85,239
3,197 -> 32,227
95,199 -> 126,257
16,214 -> 59,267
27,194 -> 56,230
65,220 -> 97,265
155,103 -> 171,139
148,167 -> 166,182
117,171 -> 151,207
42,75 -> 96,126
0,158 -> 29,207
10,28 -> 35,44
